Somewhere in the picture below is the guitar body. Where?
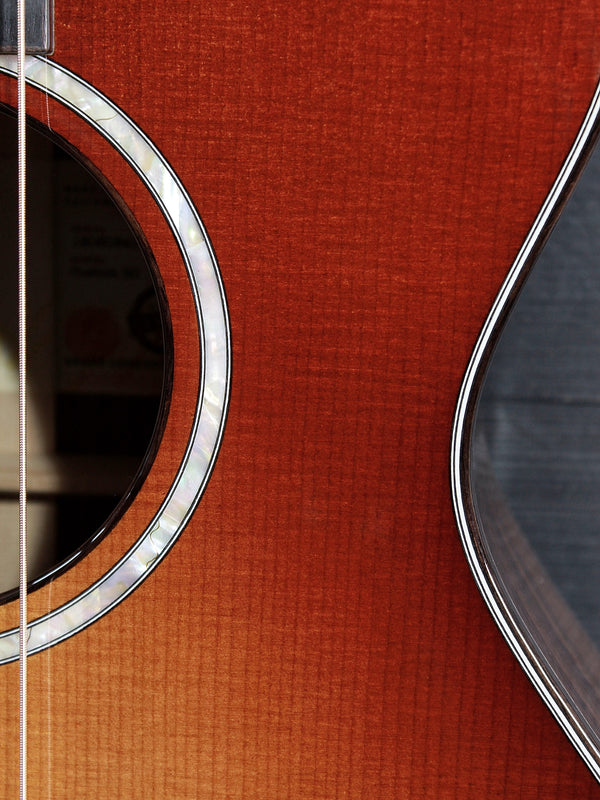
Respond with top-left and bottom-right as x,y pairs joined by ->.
0,0 -> 599,796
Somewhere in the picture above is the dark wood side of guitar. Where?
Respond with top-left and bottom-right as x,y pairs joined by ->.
0,0 -> 599,796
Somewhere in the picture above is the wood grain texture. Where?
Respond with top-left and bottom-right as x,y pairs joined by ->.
0,0 -> 599,796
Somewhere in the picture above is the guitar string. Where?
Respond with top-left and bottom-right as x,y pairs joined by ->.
43,58 -> 52,131
17,0 -> 28,797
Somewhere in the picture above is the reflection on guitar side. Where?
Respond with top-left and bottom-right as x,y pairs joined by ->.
453,78 -> 600,779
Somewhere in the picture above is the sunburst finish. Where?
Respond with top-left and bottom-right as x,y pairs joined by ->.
0,1 -> 598,796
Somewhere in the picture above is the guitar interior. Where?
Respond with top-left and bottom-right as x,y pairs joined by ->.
0,107 -> 170,598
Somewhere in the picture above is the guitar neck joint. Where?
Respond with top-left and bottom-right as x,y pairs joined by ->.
0,0 -> 54,55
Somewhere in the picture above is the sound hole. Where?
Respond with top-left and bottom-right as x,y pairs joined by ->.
0,108 -> 169,598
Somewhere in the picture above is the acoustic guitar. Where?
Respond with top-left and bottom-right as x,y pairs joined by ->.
1,0 -> 599,797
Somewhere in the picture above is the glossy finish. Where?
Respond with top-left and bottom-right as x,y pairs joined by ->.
0,0 -> 599,797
